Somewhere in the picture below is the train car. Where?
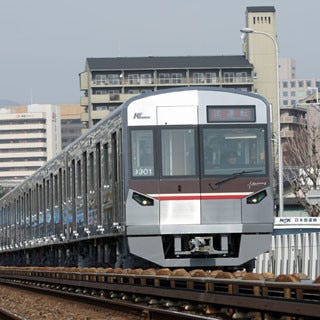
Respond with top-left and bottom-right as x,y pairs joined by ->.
0,87 -> 274,270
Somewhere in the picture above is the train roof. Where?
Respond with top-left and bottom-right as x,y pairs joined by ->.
120,86 -> 271,108
86,55 -> 252,70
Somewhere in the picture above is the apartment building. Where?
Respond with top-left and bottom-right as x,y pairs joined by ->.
79,6 -> 306,159
60,104 -> 83,150
0,104 -> 61,187
279,57 -> 320,107
79,55 -> 254,130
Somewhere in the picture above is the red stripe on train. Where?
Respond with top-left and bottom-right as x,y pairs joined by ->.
153,195 -> 247,201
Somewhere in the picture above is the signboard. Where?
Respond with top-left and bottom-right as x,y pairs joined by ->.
275,217 -> 320,224
207,105 -> 256,123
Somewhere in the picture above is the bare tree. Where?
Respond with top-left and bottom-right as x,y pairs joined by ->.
283,123 -> 320,216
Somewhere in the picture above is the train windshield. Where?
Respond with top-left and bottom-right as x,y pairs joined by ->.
203,126 -> 267,176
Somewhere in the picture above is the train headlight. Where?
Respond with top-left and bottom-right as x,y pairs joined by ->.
132,192 -> 154,206
247,190 -> 267,204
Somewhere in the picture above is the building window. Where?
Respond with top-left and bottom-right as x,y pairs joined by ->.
159,73 -> 170,84
290,81 -> 296,88
205,72 -> 217,83
223,72 -> 234,83
193,72 -> 205,84
127,89 -> 140,94
171,73 -> 183,84
128,74 -> 140,84
306,80 -> 312,87
298,81 -> 304,87
93,89 -> 108,95
141,89 -> 152,93
291,91 -> 296,97
235,72 -> 248,82
283,91 -> 288,97
283,100 -> 288,105
107,89 -> 120,94
93,74 -> 107,85
283,81 -> 288,88
93,105 -> 108,111
107,74 -> 120,85
140,74 -> 152,84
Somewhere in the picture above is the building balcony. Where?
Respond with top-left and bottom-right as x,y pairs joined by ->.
90,93 -> 134,104
0,152 -> 47,159
80,96 -> 88,106
280,115 -> 307,125
0,124 -> 46,131
0,133 -> 46,140
0,160 -> 45,168
0,142 -> 47,149
90,76 -> 254,87
0,170 -> 39,178
91,110 -> 110,120
80,112 -> 88,122
80,72 -> 89,90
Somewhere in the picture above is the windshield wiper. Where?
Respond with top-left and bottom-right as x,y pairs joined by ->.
210,169 -> 262,189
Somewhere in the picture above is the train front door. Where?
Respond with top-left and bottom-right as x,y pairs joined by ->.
156,106 -> 201,226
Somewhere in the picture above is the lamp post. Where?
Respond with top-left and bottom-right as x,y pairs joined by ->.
240,27 -> 284,216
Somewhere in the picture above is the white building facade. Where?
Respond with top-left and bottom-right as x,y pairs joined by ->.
0,104 -> 61,187
279,57 -> 320,107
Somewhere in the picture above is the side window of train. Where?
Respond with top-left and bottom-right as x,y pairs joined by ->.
131,129 -> 154,177
103,143 -> 109,190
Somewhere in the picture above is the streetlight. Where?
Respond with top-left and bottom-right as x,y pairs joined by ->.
240,27 -> 284,216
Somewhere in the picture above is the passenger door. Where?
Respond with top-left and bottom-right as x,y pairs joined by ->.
157,106 -> 201,225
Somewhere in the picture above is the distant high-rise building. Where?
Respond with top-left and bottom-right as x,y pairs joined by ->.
60,104 -> 84,150
280,78 -> 320,107
242,6 -> 278,134
279,57 -> 296,80
0,104 -> 61,187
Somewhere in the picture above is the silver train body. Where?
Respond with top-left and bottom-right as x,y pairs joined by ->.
0,88 -> 274,269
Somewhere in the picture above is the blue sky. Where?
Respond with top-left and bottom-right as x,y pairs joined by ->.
0,0 -> 318,104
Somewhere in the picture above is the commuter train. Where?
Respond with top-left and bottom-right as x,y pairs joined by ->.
0,87 -> 274,270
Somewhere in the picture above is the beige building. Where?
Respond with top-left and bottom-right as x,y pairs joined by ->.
242,6 -> 278,135
279,57 -> 296,81
80,6 -> 280,137
60,104 -> 83,150
79,56 -> 254,131
0,104 -> 61,187
79,6 -> 307,158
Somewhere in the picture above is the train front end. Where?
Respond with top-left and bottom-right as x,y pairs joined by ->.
124,88 -> 274,269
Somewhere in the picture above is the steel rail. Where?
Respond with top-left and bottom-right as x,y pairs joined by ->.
0,272 -> 319,319
0,279 -> 214,320
0,307 -> 28,320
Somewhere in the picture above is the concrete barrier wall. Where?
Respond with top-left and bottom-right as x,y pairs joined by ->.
255,232 -> 320,279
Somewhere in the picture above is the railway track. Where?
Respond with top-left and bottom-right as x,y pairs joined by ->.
0,307 -> 27,320
0,267 -> 319,319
